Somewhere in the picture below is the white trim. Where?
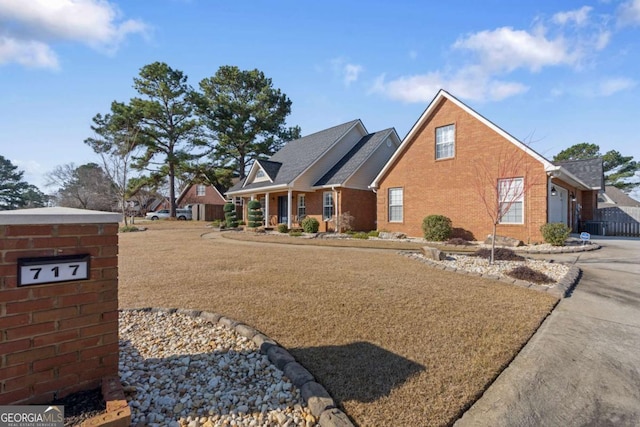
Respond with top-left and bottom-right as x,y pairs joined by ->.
370,89 -> 595,190
227,183 -> 289,197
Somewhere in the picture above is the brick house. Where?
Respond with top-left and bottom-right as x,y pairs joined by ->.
226,119 -> 401,232
177,183 -> 226,207
370,90 -> 602,243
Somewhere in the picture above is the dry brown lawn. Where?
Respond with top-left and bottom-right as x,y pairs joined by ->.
118,221 -> 558,426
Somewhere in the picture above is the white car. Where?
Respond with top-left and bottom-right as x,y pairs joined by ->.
145,209 -> 192,220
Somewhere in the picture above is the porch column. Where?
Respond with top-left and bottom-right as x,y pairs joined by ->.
264,192 -> 270,227
287,189 -> 293,229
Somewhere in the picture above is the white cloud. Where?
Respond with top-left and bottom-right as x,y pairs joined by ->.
453,27 -> 578,73
597,77 -> 637,96
617,0 -> 640,26
343,63 -> 364,86
0,37 -> 59,68
371,68 -> 528,103
372,7 -> 618,104
331,58 -> 364,86
0,0 -> 147,69
552,6 -> 593,26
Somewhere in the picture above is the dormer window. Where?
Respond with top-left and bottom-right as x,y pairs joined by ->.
256,170 -> 265,178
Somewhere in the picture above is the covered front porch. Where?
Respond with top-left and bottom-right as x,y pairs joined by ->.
238,188 -> 340,232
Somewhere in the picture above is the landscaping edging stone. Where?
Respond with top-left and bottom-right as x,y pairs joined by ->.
122,307 -> 354,427
403,252 -> 582,298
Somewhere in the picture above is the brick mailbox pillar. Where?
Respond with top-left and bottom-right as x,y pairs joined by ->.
0,207 -> 121,404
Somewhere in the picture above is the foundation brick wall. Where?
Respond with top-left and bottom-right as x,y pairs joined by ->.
376,98 -> 550,243
0,208 -> 121,405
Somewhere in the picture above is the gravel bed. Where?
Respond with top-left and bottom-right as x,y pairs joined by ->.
415,253 -> 570,284
119,310 -> 318,427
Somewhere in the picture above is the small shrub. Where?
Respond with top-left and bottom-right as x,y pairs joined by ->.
210,219 -> 221,227
277,223 -> 289,233
345,230 -> 356,235
422,215 -> 452,241
540,223 -> 571,246
301,216 -> 319,233
474,247 -> 524,261
119,225 -> 139,233
288,230 -> 302,237
367,230 -> 380,237
224,202 -> 238,228
446,237 -> 471,246
507,266 -> 554,284
351,232 -> 369,239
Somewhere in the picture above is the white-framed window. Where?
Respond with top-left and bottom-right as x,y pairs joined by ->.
323,192 -> 334,221
196,184 -> 206,196
388,188 -> 403,222
298,194 -> 306,219
435,124 -> 455,159
256,170 -> 265,178
499,178 -> 524,224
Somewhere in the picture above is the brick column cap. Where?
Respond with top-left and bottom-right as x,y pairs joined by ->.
0,207 -> 121,225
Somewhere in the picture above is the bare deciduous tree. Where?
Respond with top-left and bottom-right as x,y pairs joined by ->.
474,147 -> 540,264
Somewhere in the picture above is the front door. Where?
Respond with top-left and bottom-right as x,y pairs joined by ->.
548,186 -> 568,225
277,196 -> 288,224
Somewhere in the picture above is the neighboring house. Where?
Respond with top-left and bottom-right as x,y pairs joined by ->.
370,89 -> 602,243
598,185 -> 640,208
177,183 -> 226,207
226,119 -> 401,231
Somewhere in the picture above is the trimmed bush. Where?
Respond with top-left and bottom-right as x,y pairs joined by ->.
119,225 -> 139,233
247,199 -> 264,228
301,216 -> 319,233
474,247 -> 524,261
288,230 -> 302,237
507,266 -> 554,284
224,202 -> 238,228
351,232 -> 369,239
367,230 -> 380,238
422,215 -> 452,241
541,223 -> 571,246
277,223 -> 289,233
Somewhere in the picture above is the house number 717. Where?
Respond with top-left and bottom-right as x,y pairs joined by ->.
18,256 -> 89,286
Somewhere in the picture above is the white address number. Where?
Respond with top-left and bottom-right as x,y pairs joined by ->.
18,255 -> 90,286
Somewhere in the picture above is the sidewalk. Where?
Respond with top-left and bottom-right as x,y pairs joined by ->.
455,237 -> 640,427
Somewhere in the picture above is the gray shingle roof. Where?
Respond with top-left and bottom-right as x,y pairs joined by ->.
256,159 -> 282,181
598,185 -> 640,207
227,119 -> 360,192
314,129 -> 393,186
554,158 -> 604,189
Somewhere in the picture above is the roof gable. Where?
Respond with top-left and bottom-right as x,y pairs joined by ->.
314,129 -> 395,187
371,90 -> 557,189
227,119 -> 362,194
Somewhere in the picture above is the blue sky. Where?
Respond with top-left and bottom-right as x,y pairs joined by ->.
1,0 -> 639,197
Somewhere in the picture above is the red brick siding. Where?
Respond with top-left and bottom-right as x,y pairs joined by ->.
248,189 -> 376,232
377,98 -> 550,242
0,223 -> 118,404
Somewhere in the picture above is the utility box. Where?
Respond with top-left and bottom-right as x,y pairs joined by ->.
0,207 -> 121,404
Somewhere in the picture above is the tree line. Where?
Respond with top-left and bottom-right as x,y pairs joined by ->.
48,62 -> 301,221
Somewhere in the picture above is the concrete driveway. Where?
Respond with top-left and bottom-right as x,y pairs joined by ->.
455,237 -> 640,427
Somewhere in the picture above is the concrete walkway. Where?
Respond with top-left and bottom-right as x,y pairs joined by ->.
455,237 -> 640,427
